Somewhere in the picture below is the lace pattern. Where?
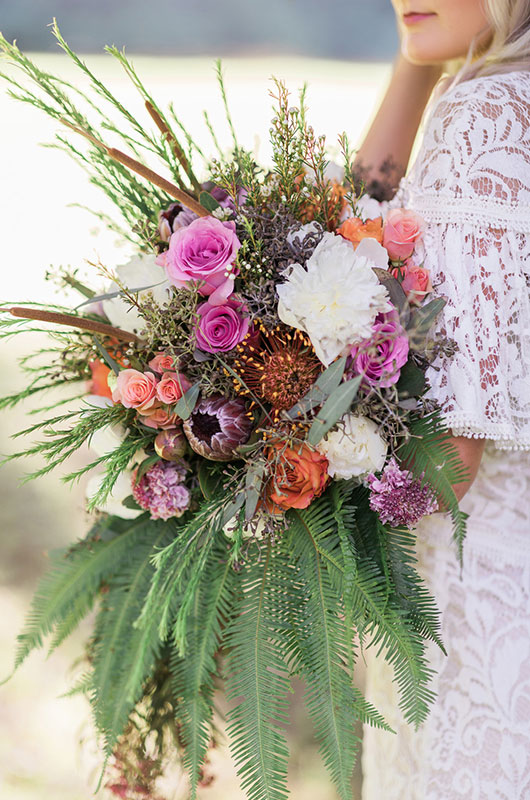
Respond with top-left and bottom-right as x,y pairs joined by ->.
395,72 -> 530,450
362,71 -> 530,800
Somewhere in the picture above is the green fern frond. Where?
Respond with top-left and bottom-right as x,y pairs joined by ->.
12,515 -> 149,671
171,542 -> 240,799
89,521 -> 175,754
224,542 -> 292,800
397,411 -> 469,559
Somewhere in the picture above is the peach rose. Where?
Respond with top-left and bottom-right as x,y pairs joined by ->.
112,369 -> 158,411
137,403 -> 179,430
265,442 -> 329,511
338,216 -> 383,249
392,261 -> 433,305
383,208 -> 425,262
156,372 -> 192,405
148,352 -> 177,373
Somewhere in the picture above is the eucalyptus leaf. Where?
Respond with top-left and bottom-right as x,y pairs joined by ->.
198,461 -> 222,500
244,460 -> 266,522
286,357 -> 346,419
221,491 -> 245,527
199,191 -> 221,212
133,454 -> 160,485
174,383 -> 201,420
373,268 -> 411,327
76,280 -> 167,310
92,336 -> 121,375
308,375 -> 362,446
121,494 -> 142,510
407,297 -> 447,350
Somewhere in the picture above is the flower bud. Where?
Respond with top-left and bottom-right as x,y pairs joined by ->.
154,429 -> 187,460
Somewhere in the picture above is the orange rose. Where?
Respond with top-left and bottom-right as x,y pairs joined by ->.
265,442 -> 329,511
338,216 -> 383,248
87,360 -> 112,399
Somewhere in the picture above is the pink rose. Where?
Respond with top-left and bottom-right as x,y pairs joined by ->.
383,208 -> 425,262
156,372 -> 192,404
148,352 -> 178,373
156,216 -> 241,305
137,403 -> 179,430
195,298 -> 250,353
392,261 -> 433,306
348,311 -> 409,389
112,369 -> 158,411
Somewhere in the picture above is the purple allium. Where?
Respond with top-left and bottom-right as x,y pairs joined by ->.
367,458 -> 438,527
182,395 -> 252,460
132,459 -> 190,521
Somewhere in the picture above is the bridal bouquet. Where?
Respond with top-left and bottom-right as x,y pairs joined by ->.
0,26 -> 467,800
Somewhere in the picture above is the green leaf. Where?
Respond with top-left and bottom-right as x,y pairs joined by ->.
133,454 -> 160,485
245,460 -> 266,522
174,382 -> 201,420
199,191 -> 221,212
407,297 -> 447,350
372,268 -> 411,327
308,375 -> 362,445
396,359 -> 427,399
286,357 -> 346,419
197,460 -> 223,500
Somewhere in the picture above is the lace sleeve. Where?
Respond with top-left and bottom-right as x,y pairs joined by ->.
402,73 -> 530,450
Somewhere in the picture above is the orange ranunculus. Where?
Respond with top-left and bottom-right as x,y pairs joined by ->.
265,442 -> 329,512
300,181 -> 348,232
88,360 -> 112,398
338,216 -> 383,248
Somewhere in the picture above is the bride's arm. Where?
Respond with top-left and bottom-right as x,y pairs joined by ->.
352,55 -> 441,199
446,434 -> 485,502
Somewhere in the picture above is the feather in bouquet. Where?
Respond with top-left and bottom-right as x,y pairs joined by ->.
0,25 -> 468,800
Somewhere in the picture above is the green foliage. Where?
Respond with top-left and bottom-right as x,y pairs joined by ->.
224,542 -> 293,800
171,542 -> 240,798
89,520 -> 175,754
11,514 -> 148,670
397,411 -> 469,559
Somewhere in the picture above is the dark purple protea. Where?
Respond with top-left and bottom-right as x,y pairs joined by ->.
132,459 -> 190,521
158,201 -> 198,242
183,395 -> 253,460
367,458 -> 438,527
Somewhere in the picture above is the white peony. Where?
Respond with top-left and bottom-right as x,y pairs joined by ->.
317,413 -> 388,480
103,253 -> 171,333
85,469 -> 142,519
277,233 -> 391,365
355,193 -> 389,221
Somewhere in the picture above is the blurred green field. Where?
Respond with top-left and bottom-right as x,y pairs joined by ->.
0,55 -> 390,799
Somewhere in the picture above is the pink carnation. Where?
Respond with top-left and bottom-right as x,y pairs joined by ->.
383,208 -> 425,262
112,369 -> 158,411
195,298 -> 249,353
132,460 -> 190,520
156,372 -> 192,404
367,458 -> 438,527
156,216 -> 241,305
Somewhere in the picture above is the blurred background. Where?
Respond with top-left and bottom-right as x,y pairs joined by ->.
0,1 -> 397,798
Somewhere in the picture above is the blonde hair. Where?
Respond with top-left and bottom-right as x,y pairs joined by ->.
456,0 -> 530,81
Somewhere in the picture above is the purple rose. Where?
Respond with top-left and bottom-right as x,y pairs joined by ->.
195,298 -> 250,353
348,310 -> 409,388
156,216 -> 241,305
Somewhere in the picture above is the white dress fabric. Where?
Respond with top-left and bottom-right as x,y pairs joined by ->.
361,72 -> 530,800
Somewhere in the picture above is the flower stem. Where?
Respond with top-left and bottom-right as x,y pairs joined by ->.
2,307 -> 141,343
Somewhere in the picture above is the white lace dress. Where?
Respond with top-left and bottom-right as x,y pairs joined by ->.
361,71 -> 530,799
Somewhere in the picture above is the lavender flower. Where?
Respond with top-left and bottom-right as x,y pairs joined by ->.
132,459 -> 190,520
367,458 -> 438,527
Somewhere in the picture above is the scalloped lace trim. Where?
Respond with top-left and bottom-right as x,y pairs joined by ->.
442,414 -> 530,450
